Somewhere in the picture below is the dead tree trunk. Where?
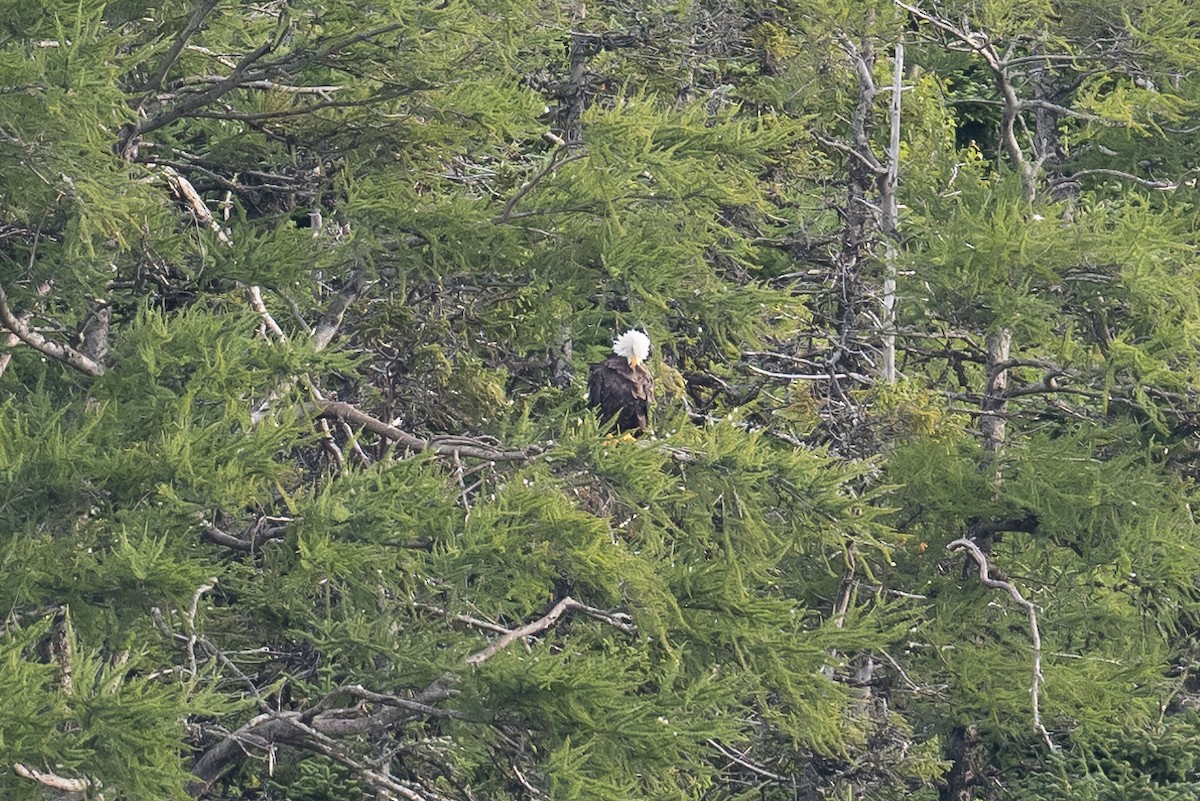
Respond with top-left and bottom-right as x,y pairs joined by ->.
940,724 -> 984,801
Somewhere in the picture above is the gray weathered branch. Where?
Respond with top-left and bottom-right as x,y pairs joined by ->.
465,595 -> 635,666
0,282 -> 105,377
312,399 -> 540,462
948,537 -> 1057,750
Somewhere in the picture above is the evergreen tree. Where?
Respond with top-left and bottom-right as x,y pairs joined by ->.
3,2 -> 1200,800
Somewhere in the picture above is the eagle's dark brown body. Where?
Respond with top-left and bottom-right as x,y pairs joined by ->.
588,354 -> 654,434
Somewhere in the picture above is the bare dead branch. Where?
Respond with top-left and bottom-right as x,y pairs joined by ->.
881,40 -> 904,384
894,0 -> 1035,195
706,739 -> 787,782
340,421 -> 372,465
129,37 -> 276,144
164,76 -> 345,95
0,278 -> 51,381
1057,168 -> 1176,190
0,282 -> 105,377
185,579 -> 218,678
745,363 -> 873,383
13,763 -> 94,795
465,596 -> 634,666
318,417 -> 346,469
311,399 -> 539,462
247,285 -> 286,340
340,684 -> 467,720
190,671 -> 460,794
948,537 -> 1057,750
813,132 -> 889,175
268,714 -> 434,801
413,602 -> 513,635
1018,98 -> 1113,124
188,597 -> 629,793
0,330 -> 19,381
494,148 -> 587,223
311,270 -> 367,352
163,166 -> 232,245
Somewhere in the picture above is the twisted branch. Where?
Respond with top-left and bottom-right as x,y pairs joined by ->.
948,537 -> 1057,749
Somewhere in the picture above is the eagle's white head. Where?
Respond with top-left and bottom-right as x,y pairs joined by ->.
612,329 -> 651,368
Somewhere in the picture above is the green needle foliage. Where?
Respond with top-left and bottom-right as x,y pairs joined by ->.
4,1 -> 1200,800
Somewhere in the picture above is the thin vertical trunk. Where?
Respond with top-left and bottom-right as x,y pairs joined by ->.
979,325 -> 1012,544
829,31 -> 877,378
981,328 -> 1011,460
881,42 -> 903,384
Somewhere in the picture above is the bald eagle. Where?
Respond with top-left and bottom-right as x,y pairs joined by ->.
588,329 -> 654,435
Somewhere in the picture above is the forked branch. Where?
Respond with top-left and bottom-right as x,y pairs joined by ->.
465,596 -> 636,666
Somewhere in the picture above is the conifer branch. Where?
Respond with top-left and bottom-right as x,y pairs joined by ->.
274,715 -> 434,801
0,278 -> 51,380
894,1 -> 1035,196
128,37 -> 277,143
812,133 -> 889,175
0,326 -> 20,381
164,77 -> 346,95
327,685 -> 466,720
706,739 -> 787,782
138,0 -> 222,99
185,579 -> 218,679
247,286 -> 285,340
414,602 -> 513,634
948,537 -> 1057,750
510,762 -> 546,799
189,675 -> 459,795
198,514 -> 287,552
1057,168 -> 1177,191
247,271 -> 366,423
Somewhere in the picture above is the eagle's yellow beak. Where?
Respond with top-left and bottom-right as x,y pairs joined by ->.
629,355 -> 640,368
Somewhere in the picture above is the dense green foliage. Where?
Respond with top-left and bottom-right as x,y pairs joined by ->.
3,1 -> 1200,799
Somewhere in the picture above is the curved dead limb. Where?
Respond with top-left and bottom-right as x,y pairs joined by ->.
465,595 -> 635,666
311,399 -> 540,462
894,0 -> 1036,197
493,147 -> 588,223
0,278 -> 51,381
948,537 -> 1057,750
310,270 -> 367,352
